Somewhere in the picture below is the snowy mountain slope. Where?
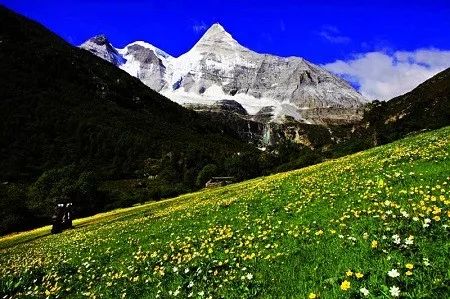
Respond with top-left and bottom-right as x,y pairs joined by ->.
80,24 -> 367,124
80,35 -> 125,66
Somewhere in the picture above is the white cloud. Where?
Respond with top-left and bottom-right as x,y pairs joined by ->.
192,21 -> 207,34
324,49 -> 450,100
318,26 -> 350,44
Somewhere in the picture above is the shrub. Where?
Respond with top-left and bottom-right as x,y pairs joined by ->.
196,164 -> 218,187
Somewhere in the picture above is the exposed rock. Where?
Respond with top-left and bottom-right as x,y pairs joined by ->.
80,35 -> 124,66
212,100 -> 248,115
121,44 -> 168,91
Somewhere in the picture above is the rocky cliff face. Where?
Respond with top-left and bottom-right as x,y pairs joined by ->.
80,35 -> 124,66
80,23 -> 367,125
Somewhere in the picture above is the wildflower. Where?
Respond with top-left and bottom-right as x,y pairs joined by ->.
405,271 -> 413,276
355,272 -> 364,279
340,280 -> 351,291
360,287 -> 369,297
345,270 -> 353,277
392,234 -> 401,244
246,273 -> 253,280
371,240 -> 378,248
432,207 -> 441,214
405,263 -> 414,270
389,286 -> 400,297
308,293 -> 317,299
387,269 -> 400,278
404,238 -> 414,245
315,230 -> 323,236
433,215 -> 440,221
423,258 -> 430,266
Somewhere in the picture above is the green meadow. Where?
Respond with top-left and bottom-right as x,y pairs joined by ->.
1,127 -> 449,298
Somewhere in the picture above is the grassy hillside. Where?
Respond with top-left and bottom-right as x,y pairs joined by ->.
1,127 -> 449,298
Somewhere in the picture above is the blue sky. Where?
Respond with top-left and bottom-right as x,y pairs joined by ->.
2,0 -> 450,99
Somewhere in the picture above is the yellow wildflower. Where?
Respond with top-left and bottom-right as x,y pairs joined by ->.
355,272 -> 364,279
345,270 -> 353,277
340,280 -> 351,291
405,263 -> 414,270
371,240 -> 378,248
308,292 -> 317,299
405,271 -> 413,276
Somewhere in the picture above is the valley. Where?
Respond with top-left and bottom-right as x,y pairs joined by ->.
0,3 -> 449,298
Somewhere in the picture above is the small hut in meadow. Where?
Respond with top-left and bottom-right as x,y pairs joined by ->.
205,177 -> 235,188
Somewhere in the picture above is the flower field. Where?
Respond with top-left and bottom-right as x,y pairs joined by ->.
1,127 -> 449,298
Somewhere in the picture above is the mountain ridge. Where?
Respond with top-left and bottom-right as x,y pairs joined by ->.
81,23 -> 367,125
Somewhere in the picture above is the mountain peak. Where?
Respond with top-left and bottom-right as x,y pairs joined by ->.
208,23 -> 226,33
194,23 -> 239,50
200,23 -> 233,40
87,34 -> 110,46
80,34 -> 124,66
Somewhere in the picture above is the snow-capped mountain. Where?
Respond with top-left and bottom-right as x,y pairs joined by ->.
81,24 -> 367,124
80,35 -> 125,66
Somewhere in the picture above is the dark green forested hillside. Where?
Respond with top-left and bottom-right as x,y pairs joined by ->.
332,67 -> 450,156
0,5 -> 255,181
370,67 -> 450,142
363,68 -> 450,145
0,5 -> 263,233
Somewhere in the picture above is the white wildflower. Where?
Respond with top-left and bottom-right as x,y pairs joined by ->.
360,287 -> 369,297
389,285 -> 400,297
387,269 -> 400,278
392,234 -> 401,244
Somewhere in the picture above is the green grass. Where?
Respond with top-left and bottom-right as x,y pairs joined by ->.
1,127 -> 449,298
